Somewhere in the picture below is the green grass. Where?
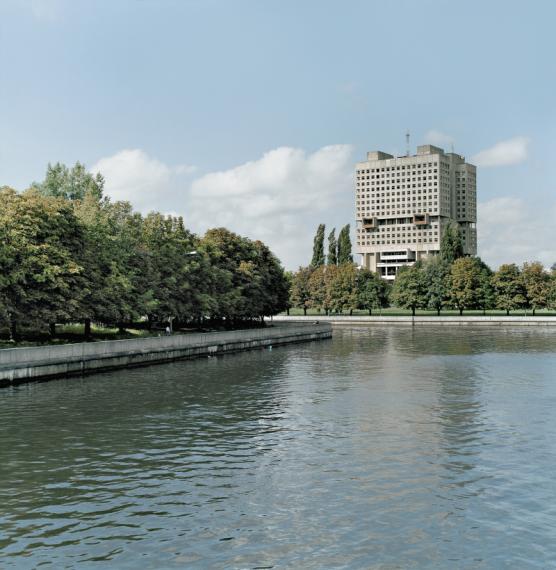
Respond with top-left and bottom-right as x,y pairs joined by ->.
283,307 -> 556,317
0,324 -> 157,349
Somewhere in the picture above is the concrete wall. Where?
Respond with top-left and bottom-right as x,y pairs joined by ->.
0,323 -> 332,386
273,315 -> 556,326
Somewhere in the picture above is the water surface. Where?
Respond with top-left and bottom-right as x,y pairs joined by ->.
1,326 -> 556,568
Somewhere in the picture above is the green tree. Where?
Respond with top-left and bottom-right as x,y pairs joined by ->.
290,266 -> 313,315
328,263 -> 358,315
522,261 -> 550,315
0,188 -> 84,339
357,268 -> 388,315
491,263 -> 527,315
308,265 -> 336,315
475,258 -> 495,314
201,228 -> 288,324
447,257 -> 482,315
549,268 -> 556,310
424,256 -> 449,315
337,224 -> 353,264
33,162 -> 104,202
311,224 -> 326,267
440,221 -> 464,264
391,262 -> 427,316
327,228 -> 337,265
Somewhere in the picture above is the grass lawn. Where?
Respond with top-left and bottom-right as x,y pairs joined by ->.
282,307 -> 556,317
0,324 -> 157,349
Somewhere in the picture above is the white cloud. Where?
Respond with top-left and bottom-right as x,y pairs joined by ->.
189,145 -> 355,268
90,149 -> 194,213
423,130 -> 454,148
472,136 -> 530,167
478,197 -> 556,269
91,145 -> 354,269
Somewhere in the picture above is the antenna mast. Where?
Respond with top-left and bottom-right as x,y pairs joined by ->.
406,131 -> 410,156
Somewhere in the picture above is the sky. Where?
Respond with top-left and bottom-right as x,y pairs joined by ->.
1,0 -> 555,270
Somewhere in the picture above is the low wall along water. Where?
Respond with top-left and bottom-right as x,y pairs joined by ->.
273,315 -> 556,326
0,323 -> 332,386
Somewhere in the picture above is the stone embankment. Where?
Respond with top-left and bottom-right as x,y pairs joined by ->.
0,323 -> 332,387
273,315 -> 556,326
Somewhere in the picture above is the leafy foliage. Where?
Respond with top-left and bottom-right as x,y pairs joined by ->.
390,262 -> 428,315
327,228 -> 337,265
440,222 -> 464,264
0,165 -> 290,338
337,224 -> 353,264
491,263 -> 527,315
311,224 -> 326,267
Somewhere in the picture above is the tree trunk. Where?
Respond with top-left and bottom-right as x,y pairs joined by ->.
483,307 -> 486,315
459,308 -> 463,316
533,308 -> 536,316
368,309 -> 372,316
9,319 -> 17,342
303,307 -> 307,316
506,309 -> 510,316
49,322 -> 56,337
349,309 -> 353,316
118,323 -> 126,334
411,307 -> 415,316
84,318 -> 92,339
437,308 -> 440,316
286,308 -> 290,316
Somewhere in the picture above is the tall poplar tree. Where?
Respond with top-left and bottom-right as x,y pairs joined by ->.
311,224 -> 326,267
440,222 -> 464,264
327,228 -> 337,265
337,224 -> 353,264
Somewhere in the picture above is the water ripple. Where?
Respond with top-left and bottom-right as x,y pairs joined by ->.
1,327 -> 556,568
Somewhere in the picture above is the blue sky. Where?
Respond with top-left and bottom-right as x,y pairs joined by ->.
1,0 -> 555,269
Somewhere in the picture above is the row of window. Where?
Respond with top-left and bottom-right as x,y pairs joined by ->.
356,162 -> 445,174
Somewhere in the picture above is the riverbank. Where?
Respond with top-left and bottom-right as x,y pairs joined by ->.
0,323 -> 332,387
272,315 -> 556,326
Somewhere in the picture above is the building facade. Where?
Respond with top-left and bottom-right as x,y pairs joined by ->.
355,144 -> 476,280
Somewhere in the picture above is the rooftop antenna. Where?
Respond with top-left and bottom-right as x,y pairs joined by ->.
406,130 -> 410,156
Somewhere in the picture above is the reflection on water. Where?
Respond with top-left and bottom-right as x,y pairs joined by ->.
1,326 -> 556,569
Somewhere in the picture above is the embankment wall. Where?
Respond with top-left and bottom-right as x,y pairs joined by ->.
0,323 -> 332,386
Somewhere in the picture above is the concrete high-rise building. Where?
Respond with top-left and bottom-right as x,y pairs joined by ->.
355,144 -> 477,280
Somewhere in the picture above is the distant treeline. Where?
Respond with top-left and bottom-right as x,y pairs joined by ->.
0,163 -> 289,340
289,223 -> 556,316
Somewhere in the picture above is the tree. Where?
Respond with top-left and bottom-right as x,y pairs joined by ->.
201,228 -> 288,324
337,224 -> 353,264
492,263 -> 527,315
311,224 -> 326,267
328,263 -> 358,315
308,265 -> 336,315
357,269 -> 388,315
440,221 -> 464,264
0,188 -> 84,339
424,256 -> 449,315
33,162 -> 104,202
549,268 -> 556,310
327,228 -> 337,265
390,262 -> 427,316
290,267 -> 313,315
522,261 -> 550,315
475,258 -> 495,314
447,257 -> 482,315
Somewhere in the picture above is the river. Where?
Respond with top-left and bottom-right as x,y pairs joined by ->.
1,326 -> 556,569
